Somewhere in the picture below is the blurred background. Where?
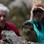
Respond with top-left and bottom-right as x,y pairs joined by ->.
0,0 -> 44,33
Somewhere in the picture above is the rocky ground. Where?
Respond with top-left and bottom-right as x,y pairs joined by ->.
0,30 -> 44,44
